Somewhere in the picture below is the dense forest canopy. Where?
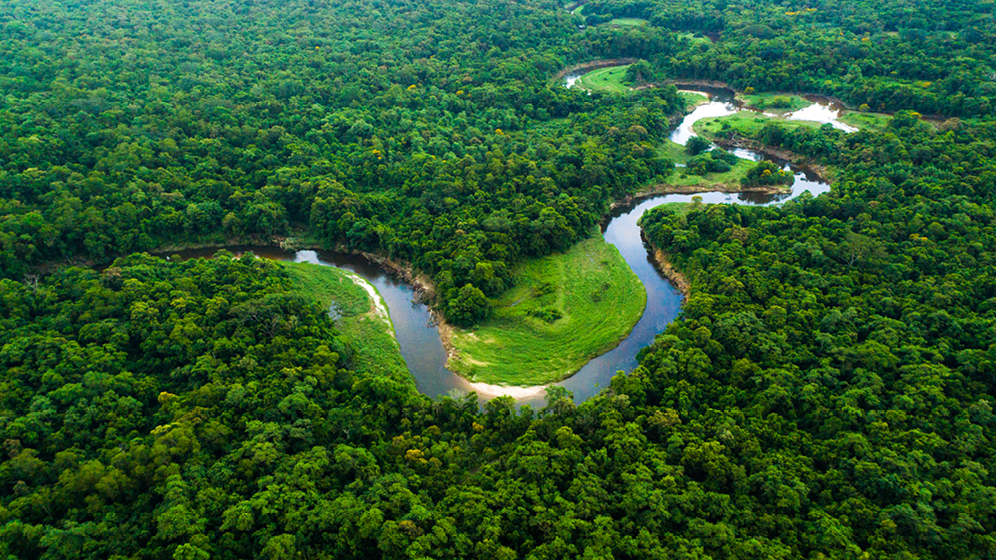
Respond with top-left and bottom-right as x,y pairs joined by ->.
1,0 -> 995,558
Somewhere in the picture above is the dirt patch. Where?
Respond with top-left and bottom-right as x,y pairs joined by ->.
466,381 -> 550,399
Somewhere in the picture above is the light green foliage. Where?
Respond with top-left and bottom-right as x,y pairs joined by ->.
694,112 -> 824,139
607,18 -> 648,26
679,91 -> 710,108
740,93 -> 812,112
676,32 -> 713,46
447,231 -> 646,385
282,262 -> 408,378
574,65 -> 635,94
658,139 -> 757,188
838,111 -> 894,132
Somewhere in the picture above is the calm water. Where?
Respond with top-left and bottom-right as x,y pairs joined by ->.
173,86 -> 833,405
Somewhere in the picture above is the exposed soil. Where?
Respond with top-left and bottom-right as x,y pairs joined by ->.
642,236 -> 691,297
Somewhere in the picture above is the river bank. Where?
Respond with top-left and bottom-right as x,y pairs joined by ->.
710,137 -> 834,184
554,58 -> 640,80
641,235 -> 691,297
610,181 -> 792,210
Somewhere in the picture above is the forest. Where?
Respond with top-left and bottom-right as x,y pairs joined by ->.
1,0 -> 995,558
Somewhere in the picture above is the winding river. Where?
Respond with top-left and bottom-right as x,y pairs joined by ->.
175,82 -> 845,407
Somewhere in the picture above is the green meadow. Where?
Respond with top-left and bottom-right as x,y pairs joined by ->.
282,262 -> 409,378
575,65 -> 634,94
446,231 -> 646,386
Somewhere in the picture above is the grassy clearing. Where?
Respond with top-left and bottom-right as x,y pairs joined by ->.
446,230 -> 646,386
838,111 -> 893,132
680,91 -> 710,109
570,4 -> 584,15
676,32 -> 712,46
282,262 -> 409,378
575,65 -> 633,94
739,93 -> 812,112
608,18 -> 648,26
693,112 -> 822,138
700,102 -> 893,138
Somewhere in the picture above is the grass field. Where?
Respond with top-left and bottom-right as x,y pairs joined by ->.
654,201 -> 696,215
680,91 -> 710,109
608,18 -> 648,26
446,231 -> 646,386
575,65 -> 633,94
282,262 -> 409,378
693,112 -> 823,138
739,93 -> 811,112
838,111 -> 893,132
676,32 -> 712,45
570,4 -> 584,15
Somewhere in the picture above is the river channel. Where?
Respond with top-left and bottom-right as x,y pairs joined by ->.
174,82 -> 845,407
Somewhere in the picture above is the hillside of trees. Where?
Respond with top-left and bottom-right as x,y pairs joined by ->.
1,0 -> 995,558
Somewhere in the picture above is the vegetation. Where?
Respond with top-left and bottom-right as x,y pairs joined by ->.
584,0 -> 996,116
658,139 -> 757,189
2,0 -> 996,558
838,110 -> 896,132
447,231 -> 646,385
573,64 -> 636,93
0,0 -> 687,326
639,108 -> 996,560
607,18 -> 649,27
676,31 -> 713,46
739,93 -> 812,112
741,159 -> 794,188
694,112 -> 824,139
282,262 -> 409,379
679,90 -> 710,108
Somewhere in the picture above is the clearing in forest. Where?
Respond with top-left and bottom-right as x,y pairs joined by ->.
608,18 -> 648,27
574,65 -> 634,94
446,231 -> 646,386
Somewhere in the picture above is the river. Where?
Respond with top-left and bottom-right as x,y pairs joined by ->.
173,83 -> 838,407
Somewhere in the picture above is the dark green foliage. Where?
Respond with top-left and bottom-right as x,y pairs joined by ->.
586,0 -> 996,116
741,160 -> 794,187
2,0 -> 996,558
687,147 -> 739,175
0,0 -> 686,324
446,283 -> 491,327
685,135 -> 713,156
641,111 -> 996,559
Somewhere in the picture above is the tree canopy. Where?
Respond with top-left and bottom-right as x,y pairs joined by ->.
2,0 -> 995,558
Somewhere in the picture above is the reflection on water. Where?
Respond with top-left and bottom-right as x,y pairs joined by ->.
787,97 -> 858,132
671,89 -> 739,146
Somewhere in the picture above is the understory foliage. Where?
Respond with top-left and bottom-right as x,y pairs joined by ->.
1,0 -> 996,558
